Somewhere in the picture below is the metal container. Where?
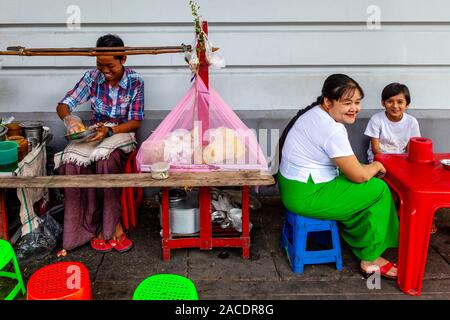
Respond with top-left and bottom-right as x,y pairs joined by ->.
0,125 -> 8,141
157,188 -> 187,208
20,121 -> 44,146
158,189 -> 200,234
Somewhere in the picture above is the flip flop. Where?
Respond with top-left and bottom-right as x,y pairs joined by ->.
90,238 -> 113,253
108,233 -> 134,253
360,261 -> 397,280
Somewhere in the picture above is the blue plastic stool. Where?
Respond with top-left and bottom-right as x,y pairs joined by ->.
280,211 -> 343,274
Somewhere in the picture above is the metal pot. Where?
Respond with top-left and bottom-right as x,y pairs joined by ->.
0,125 -> 8,141
157,188 -> 187,208
20,121 -> 44,146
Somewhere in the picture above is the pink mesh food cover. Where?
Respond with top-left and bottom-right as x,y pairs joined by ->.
136,77 -> 268,172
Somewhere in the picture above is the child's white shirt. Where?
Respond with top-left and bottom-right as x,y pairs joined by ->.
364,111 -> 421,162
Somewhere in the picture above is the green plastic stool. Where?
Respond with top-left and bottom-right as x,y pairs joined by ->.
133,274 -> 198,300
0,239 -> 26,300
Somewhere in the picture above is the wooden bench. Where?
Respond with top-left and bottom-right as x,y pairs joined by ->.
0,171 -> 275,260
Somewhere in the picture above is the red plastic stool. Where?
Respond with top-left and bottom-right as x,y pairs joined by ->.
26,262 -> 92,300
121,149 -> 144,230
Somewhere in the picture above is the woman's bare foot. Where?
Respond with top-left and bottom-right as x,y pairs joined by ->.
360,257 -> 397,278
112,223 -> 124,241
93,232 -> 104,240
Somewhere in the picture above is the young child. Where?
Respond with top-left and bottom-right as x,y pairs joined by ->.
365,83 -> 420,162
364,83 -> 437,233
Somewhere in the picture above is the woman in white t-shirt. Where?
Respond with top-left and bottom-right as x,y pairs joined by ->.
278,74 -> 399,280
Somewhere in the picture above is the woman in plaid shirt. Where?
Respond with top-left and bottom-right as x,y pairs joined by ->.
56,34 -> 144,254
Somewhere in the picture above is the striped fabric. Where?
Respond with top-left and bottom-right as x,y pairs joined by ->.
60,68 -> 145,123
15,143 -> 47,236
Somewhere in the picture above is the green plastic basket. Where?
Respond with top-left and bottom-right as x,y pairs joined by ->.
132,274 -> 198,300
0,141 -> 18,172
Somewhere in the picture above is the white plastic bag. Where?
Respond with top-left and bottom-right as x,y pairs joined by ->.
204,35 -> 226,69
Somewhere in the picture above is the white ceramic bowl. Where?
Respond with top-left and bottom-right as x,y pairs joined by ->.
441,159 -> 450,171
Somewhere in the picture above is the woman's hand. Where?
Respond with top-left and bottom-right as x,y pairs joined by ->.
373,161 -> 386,178
85,123 -> 109,142
334,155 -> 387,183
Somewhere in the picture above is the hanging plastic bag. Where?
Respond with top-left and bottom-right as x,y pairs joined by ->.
136,76 -> 268,172
184,39 -> 199,73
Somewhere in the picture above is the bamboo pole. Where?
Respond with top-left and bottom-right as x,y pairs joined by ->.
0,49 -> 188,56
6,45 -> 190,52
0,44 -> 218,56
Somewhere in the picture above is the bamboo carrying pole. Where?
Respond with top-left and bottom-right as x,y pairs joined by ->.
0,44 -> 218,56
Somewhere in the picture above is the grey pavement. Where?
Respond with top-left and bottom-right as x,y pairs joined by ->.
1,196 -> 449,300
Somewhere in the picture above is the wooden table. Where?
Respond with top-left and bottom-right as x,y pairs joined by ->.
0,171 -> 275,259
375,153 -> 450,296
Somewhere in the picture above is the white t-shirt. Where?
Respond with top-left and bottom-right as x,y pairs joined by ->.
364,111 -> 421,162
280,106 -> 354,183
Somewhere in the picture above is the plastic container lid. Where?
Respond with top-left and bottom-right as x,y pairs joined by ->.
0,141 -> 18,165
151,162 -> 170,173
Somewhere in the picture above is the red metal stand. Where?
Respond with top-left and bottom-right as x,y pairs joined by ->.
160,21 -> 251,261
0,189 -> 8,240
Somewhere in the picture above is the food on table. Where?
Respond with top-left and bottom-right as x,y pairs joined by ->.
202,127 -> 246,164
141,127 -> 247,166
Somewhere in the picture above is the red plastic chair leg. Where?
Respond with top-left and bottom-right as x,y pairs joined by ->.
121,190 -> 130,230
121,149 -> 143,230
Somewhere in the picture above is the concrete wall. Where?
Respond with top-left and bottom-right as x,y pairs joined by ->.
1,0 -> 450,184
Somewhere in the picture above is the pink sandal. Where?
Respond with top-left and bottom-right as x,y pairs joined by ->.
90,238 -> 113,252
108,233 -> 134,253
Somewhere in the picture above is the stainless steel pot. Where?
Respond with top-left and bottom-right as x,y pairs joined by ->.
157,188 -> 187,208
20,121 -> 44,146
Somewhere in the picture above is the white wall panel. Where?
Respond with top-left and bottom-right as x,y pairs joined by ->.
1,67 -> 450,112
1,0 -> 450,113
1,0 -> 450,24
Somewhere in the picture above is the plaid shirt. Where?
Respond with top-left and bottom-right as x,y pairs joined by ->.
60,68 -> 145,124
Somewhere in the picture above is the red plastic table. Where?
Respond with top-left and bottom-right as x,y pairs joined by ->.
375,153 -> 450,296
